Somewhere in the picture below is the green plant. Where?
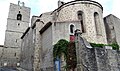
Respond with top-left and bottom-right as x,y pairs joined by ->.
108,43 -> 119,50
53,39 -> 77,71
53,39 -> 69,60
90,42 -> 119,50
90,43 -> 104,48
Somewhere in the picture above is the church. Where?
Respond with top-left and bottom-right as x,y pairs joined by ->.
0,0 -> 120,71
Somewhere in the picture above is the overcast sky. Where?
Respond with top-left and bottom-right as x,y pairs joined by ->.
0,0 -> 119,45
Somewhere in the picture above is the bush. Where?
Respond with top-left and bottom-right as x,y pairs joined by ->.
90,43 -> 104,48
90,43 -> 119,50
108,43 -> 119,50
53,39 -> 77,70
53,39 -> 69,60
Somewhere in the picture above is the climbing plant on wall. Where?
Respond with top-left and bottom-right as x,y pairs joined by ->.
53,39 -> 69,61
53,39 -> 77,71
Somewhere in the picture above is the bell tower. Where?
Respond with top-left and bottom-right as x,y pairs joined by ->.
4,1 -> 30,48
3,1 -> 30,66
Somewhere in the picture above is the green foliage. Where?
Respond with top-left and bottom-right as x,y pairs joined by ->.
53,39 -> 77,70
53,39 -> 119,70
90,43 -> 119,50
108,43 -> 119,50
90,43 -> 104,48
53,39 -> 69,60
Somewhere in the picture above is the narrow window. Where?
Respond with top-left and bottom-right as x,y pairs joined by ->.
77,11 -> 85,33
14,53 -> 16,56
69,24 -> 75,41
81,20 -> 84,33
17,11 -> 22,20
70,24 -> 74,34
94,12 -> 101,35
18,23 -> 20,26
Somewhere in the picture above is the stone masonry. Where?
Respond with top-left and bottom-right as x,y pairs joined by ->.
3,1 -> 30,67
20,0 -> 120,71
104,14 -> 120,46
1,0 -> 120,71
75,30 -> 120,71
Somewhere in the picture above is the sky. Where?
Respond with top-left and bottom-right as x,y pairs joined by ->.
0,0 -> 120,45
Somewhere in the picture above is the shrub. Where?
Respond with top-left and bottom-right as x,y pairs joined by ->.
53,39 -> 69,60
90,43 -> 119,50
108,43 -> 119,50
90,43 -> 104,48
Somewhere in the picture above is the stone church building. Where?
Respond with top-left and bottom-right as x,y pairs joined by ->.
0,0 -> 120,71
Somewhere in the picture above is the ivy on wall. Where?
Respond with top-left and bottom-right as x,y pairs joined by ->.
53,39 -> 119,71
53,39 -> 69,61
53,39 -> 77,71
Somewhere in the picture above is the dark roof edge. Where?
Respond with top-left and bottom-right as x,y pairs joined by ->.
51,0 -> 103,14
21,27 -> 30,39
39,22 -> 52,34
31,19 -> 40,29
0,45 -> 4,47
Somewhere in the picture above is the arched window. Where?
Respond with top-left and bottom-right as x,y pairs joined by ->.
70,24 -> 74,33
17,11 -> 22,20
77,11 -> 85,33
69,24 -> 75,35
94,12 -> 101,35
69,24 -> 75,41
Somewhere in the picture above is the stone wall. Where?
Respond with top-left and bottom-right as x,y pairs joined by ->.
0,45 -> 4,67
3,2 -> 30,67
33,21 -> 43,71
1,47 -> 21,67
76,47 -> 120,71
40,25 -> 54,70
53,22 -> 80,44
20,27 -> 34,71
4,31 -> 22,48
104,14 -> 120,46
20,19 -> 44,71
0,45 -> 20,67
75,32 -> 120,71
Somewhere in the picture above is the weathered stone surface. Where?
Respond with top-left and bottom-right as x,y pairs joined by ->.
18,1 -> 120,71
3,2 -> 30,67
76,46 -> 120,71
53,0 -> 107,44
106,49 -> 119,71
40,67 -> 54,71
104,14 -> 120,46
95,48 -> 110,71
75,30 -> 120,71
20,28 -> 34,71
75,32 -> 97,71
